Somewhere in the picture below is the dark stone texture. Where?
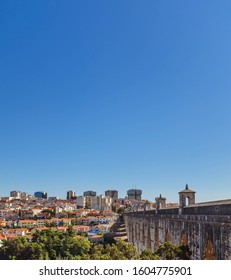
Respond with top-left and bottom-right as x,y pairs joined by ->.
124,211 -> 231,260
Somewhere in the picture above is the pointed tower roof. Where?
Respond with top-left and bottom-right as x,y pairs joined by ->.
178,184 -> 196,194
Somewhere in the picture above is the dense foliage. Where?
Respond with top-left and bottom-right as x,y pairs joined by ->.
0,228 -> 191,260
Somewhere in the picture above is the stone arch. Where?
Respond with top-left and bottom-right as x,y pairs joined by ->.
203,226 -> 216,260
185,196 -> 190,206
203,239 -> 216,260
165,227 -> 170,242
155,224 -> 159,249
142,223 -> 145,244
181,230 -> 188,246
147,223 -> 151,250
131,222 -> 135,243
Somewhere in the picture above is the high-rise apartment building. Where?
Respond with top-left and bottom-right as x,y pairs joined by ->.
34,191 -> 47,199
10,190 -> 28,199
76,196 -> 86,208
127,189 -> 142,201
67,190 -> 76,200
20,192 -> 28,198
105,189 -> 118,199
82,195 -> 112,211
83,190 -> 96,197
10,190 -> 21,198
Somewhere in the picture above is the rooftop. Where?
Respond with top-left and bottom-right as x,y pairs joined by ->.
185,199 -> 231,208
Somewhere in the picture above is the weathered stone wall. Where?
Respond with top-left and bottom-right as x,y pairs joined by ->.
124,212 -> 231,260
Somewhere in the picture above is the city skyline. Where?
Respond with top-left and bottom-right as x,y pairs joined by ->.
1,1 -> 231,203
5,187 -> 140,200
1,182 -> 230,204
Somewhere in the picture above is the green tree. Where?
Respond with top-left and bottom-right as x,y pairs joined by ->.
111,205 -> 117,213
177,244 -> 192,260
155,242 -> 192,260
85,239 -> 140,260
1,229 -> 191,260
23,243 -> 48,260
0,237 -> 30,260
56,235 -> 90,260
32,228 -> 91,260
115,239 -> 140,259
140,249 -> 160,260
67,225 -> 76,237
117,207 -> 125,220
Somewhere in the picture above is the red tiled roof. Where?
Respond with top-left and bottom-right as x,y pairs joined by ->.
89,235 -> 103,239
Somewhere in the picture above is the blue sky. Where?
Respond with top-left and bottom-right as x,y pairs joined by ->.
0,1 -> 231,203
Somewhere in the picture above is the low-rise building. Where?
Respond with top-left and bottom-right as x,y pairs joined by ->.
17,220 -> 36,228
88,234 -> 104,243
72,225 -> 90,234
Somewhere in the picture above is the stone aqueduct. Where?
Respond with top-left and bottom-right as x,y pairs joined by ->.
124,185 -> 231,260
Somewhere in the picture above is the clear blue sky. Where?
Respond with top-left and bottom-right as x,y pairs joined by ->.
1,1 -> 231,203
